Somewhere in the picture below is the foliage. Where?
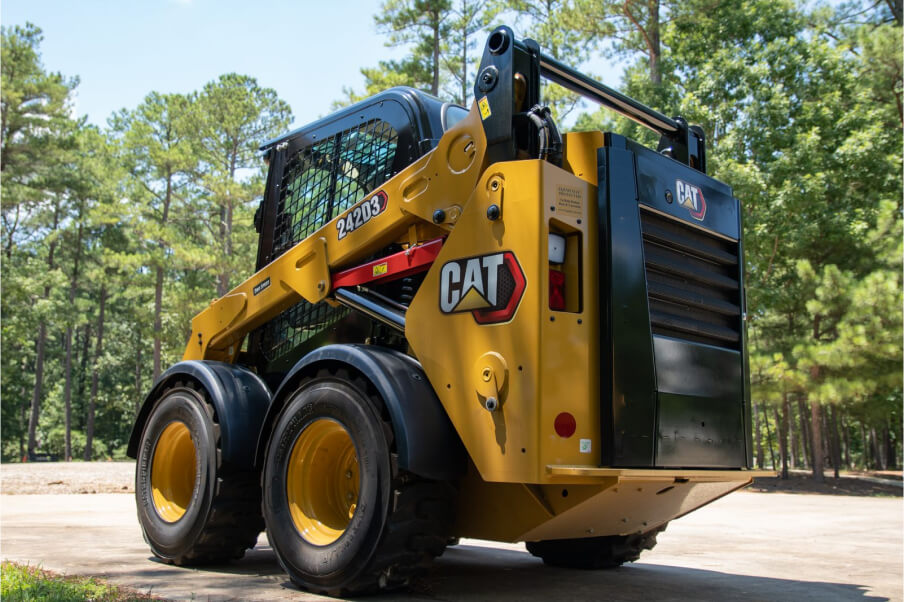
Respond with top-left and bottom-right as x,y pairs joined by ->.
0,2 -> 899,473
0,562 -> 155,601
0,24 -> 289,461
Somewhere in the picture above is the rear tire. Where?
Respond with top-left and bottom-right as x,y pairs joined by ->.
526,524 -> 667,569
135,381 -> 263,565
262,370 -> 455,596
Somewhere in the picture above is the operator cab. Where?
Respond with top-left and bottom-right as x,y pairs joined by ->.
250,88 -> 462,386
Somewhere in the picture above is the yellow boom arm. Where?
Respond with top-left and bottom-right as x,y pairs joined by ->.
183,105 -> 489,363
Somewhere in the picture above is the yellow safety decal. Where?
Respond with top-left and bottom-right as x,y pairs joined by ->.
478,96 -> 492,120
373,262 -> 388,277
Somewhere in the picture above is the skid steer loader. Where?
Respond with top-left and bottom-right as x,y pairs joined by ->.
128,26 -> 768,596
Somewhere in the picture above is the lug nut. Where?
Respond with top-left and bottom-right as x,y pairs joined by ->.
484,397 -> 498,412
433,209 -> 446,224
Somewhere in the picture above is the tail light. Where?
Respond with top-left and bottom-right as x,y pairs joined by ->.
549,269 -> 566,311
549,233 -> 566,311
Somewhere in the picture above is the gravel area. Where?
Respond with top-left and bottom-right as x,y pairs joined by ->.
0,461 -> 135,495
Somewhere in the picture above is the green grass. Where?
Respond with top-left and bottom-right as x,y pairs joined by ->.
1,561 -> 158,601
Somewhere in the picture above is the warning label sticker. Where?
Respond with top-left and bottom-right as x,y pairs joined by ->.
478,96 -> 492,120
555,185 -> 583,218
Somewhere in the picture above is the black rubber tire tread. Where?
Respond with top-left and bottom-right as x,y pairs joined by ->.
263,368 -> 456,596
526,524 -> 667,570
340,476 -> 456,595
137,379 -> 264,566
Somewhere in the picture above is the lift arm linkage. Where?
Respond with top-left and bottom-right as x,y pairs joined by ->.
183,107 -> 489,363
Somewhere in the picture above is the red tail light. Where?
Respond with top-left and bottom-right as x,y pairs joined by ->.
549,269 -> 566,311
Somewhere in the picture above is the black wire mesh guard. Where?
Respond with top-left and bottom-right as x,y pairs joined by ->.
255,119 -> 400,366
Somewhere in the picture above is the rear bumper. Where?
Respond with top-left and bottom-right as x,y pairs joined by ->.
546,464 -> 774,483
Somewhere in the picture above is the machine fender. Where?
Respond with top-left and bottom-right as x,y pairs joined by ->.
127,360 -> 272,471
256,344 -> 467,481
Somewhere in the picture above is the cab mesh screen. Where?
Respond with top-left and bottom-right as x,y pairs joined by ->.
256,119 -> 399,365
272,119 -> 398,258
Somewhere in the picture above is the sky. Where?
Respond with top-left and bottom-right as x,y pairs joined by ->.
1,0 -> 623,131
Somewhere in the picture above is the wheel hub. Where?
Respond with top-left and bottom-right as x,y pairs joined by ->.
150,421 -> 197,522
287,418 -> 360,546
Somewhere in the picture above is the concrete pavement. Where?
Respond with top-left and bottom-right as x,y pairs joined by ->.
1,491 -> 901,601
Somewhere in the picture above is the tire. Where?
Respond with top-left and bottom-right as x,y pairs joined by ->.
262,369 -> 455,596
135,380 -> 263,565
526,524 -> 667,569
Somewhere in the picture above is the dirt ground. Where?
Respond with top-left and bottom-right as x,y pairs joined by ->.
3,460 -> 900,497
0,461 -> 135,494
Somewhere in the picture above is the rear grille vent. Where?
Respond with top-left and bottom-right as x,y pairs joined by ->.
640,209 -> 742,350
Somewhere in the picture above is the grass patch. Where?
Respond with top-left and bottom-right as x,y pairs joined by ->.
1,561 -> 159,601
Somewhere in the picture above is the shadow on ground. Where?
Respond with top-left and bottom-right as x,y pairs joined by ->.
123,542 -> 886,601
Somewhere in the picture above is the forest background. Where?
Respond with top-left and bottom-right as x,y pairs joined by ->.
1,0 -> 901,482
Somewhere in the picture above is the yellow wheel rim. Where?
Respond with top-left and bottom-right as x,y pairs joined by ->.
151,421 -> 197,522
287,418 -> 360,546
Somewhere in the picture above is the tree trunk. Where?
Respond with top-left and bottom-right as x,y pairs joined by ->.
860,422 -> 870,469
763,405 -> 777,469
26,322 -> 48,458
62,219 -> 84,461
840,412 -> 852,469
776,404 -> 789,479
432,17 -> 440,96
753,402 -> 764,468
77,323 -> 91,429
19,385 -> 27,460
870,427 -> 885,470
827,406 -> 841,479
84,286 -> 107,461
884,421 -> 896,470
810,400 -> 824,483
886,0 -> 902,26
648,0 -> 662,85
797,396 -> 812,469
217,152 -> 238,297
26,197 -> 61,458
135,340 -> 143,415
153,174 -> 173,380
63,323 -> 74,459
461,22 -> 468,106
787,395 -> 797,469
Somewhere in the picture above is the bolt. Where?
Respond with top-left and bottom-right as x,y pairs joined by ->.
432,209 -> 446,224
317,280 -> 326,291
665,190 -> 673,204
482,367 -> 492,382
345,470 -> 352,479
491,179 -> 499,191
486,204 -> 500,220
484,397 -> 498,412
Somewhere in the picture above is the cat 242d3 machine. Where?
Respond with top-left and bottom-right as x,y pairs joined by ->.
128,26 -> 766,595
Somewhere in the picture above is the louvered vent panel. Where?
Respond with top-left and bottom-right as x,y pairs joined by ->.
640,209 -> 742,350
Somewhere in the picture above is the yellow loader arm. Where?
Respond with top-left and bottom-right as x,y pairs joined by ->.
184,105 -> 489,363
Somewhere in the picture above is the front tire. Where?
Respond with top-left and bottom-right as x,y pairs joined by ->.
526,525 -> 667,569
262,370 -> 454,596
135,381 -> 263,565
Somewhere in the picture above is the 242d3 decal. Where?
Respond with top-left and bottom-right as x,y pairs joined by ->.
336,190 -> 388,240
439,251 -> 526,324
